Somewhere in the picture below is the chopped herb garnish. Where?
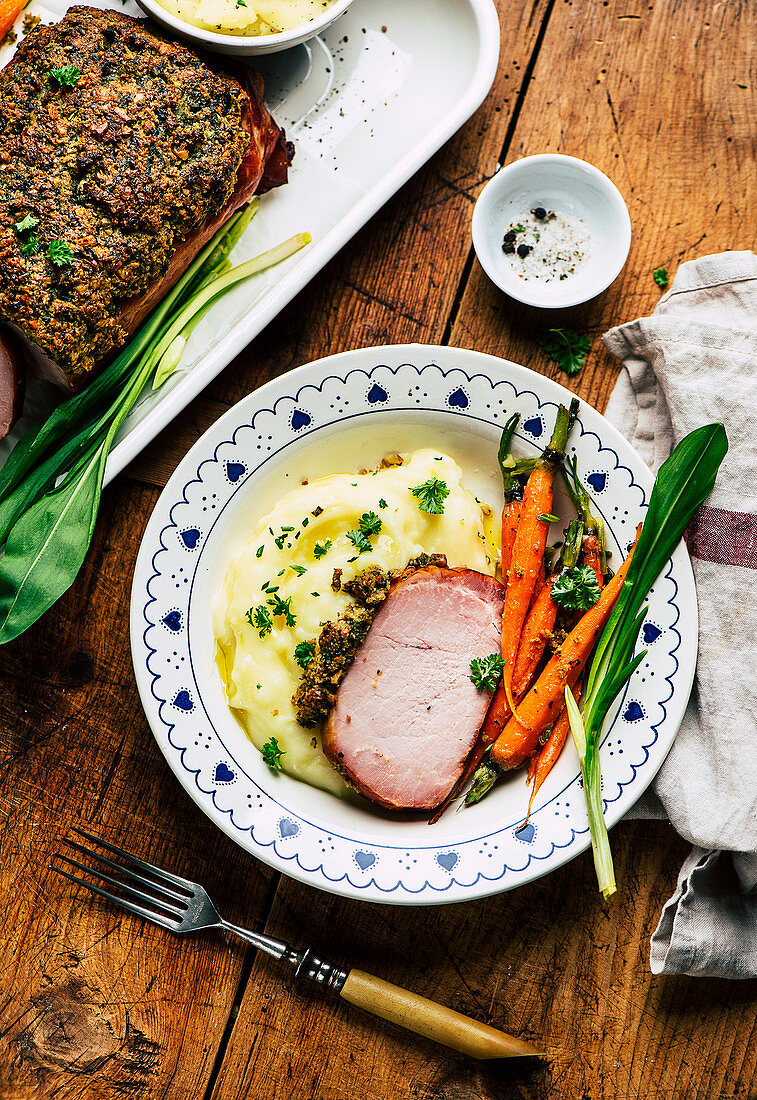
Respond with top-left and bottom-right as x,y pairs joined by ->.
268,593 -> 296,627
653,267 -> 669,289
470,653 -> 506,692
256,545 -> 264,558
346,528 -> 372,555
261,736 -> 285,770
537,327 -> 591,376
410,476 -> 450,515
246,604 -> 272,638
358,511 -> 382,537
551,565 -> 601,610
311,591 -> 320,597
14,215 -> 38,233
291,565 -> 308,576
277,569 -> 286,576
294,640 -> 316,669
49,64 -> 81,88
313,539 -> 332,559
20,234 -> 39,257
302,517 -> 309,527
280,526 -> 295,533
48,239 -> 73,267
378,498 -> 388,509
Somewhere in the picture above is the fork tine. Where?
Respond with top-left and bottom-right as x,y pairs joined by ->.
63,839 -> 191,906
72,827 -> 195,894
55,854 -> 186,918
53,866 -> 182,929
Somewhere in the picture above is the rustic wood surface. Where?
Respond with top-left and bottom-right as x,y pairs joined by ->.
1,1 -> 756,1097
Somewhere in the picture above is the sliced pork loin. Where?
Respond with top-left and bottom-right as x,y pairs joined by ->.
323,566 -> 505,811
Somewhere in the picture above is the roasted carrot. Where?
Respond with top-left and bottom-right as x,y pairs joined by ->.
490,529 -> 638,772
500,401 -> 577,714
523,681 -> 581,822
563,454 -> 607,584
0,0 -> 24,40
497,413 -> 533,578
512,575 -> 558,695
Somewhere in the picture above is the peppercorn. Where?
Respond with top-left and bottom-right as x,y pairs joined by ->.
517,243 -> 532,258
531,207 -> 547,220
501,229 -> 517,255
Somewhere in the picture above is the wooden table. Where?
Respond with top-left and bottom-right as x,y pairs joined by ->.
2,1 -> 756,1096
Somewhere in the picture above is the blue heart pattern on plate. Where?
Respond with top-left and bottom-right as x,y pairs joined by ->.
226,462 -> 246,483
173,689 -> 194,712
642,623 -> 662,644
180,528 -> 201,550
367,383 -> 388,404
623,700 -> 645,723
436,851 -> 458,871
515,822 -> 536,844
523,416 -> 543,437
214,762 -> 235,784
447,388 -> 469,409
291,409 -> 311,431
355,851 -> 376,870
279,818 -> 299,838
586,471 -> 607,493
162,609 -> 182,632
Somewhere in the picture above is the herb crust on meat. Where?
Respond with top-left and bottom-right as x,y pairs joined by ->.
0,7 -> 256,382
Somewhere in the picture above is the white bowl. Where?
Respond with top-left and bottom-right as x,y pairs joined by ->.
135,0 -> 355,55
471,153 -> 632,308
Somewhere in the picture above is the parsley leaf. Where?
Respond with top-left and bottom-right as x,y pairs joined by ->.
246,604 -> 272,638
20,234 -> 39,257
346,528 -> 372,555
261,736 -> 285,770
268,592 -> 296,627
551,565 -> 601,610
409,476 -> 450,515
294,640 -> 316,669
358,511 -> 382,537
48,239 -> 73,267
378,498 -> 388,509
470,654 -> 505,692
313,539 -> 331,559
14,215 -> 38,233
537,327 -> 591,376
653,267 -> 669,288
49,65 -> 81,88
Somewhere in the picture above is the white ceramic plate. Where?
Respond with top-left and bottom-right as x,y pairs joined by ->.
130,345 -> 697,904
0,0 -> 499,478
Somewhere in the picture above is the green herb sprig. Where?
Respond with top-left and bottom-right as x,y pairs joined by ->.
537,328 -> 591,376
653,267 -> 669,288
49,65 -> 81,88
0,202 -> 311,643
470,653 -> 505,692
410,476 -> 449,515
262,737 -> 285,770
551,564 -> 601,610
565,423 -> 728,898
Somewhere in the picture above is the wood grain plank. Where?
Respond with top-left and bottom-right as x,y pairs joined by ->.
0,480 -> 278,1099
124,0 -> 553,489
449,0 -> 757,414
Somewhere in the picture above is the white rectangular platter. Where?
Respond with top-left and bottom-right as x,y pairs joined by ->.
0,0 -> 499,480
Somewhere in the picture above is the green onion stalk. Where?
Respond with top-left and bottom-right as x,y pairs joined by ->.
0,202 -> 312,643
564,423 -> 728,898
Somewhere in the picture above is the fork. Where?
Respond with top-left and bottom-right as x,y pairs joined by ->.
54,828 -> 540,1060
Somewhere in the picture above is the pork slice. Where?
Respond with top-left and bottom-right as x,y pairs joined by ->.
323,567 -> 505,810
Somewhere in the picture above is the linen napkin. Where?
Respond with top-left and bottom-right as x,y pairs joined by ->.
602,251 -> 757,979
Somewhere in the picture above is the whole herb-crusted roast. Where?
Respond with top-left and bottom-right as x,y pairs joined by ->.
0,6 -> 292,393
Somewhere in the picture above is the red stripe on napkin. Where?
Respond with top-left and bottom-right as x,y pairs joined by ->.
684,505 -> 757,570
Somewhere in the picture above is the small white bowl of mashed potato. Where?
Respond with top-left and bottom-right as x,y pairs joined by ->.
136,0 -> 355,55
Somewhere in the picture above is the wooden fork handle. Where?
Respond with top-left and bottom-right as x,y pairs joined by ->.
339,968 -> 541,1059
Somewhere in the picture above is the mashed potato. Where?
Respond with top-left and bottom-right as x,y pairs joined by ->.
158,0 -> 336,37
214,451 -> 499,796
